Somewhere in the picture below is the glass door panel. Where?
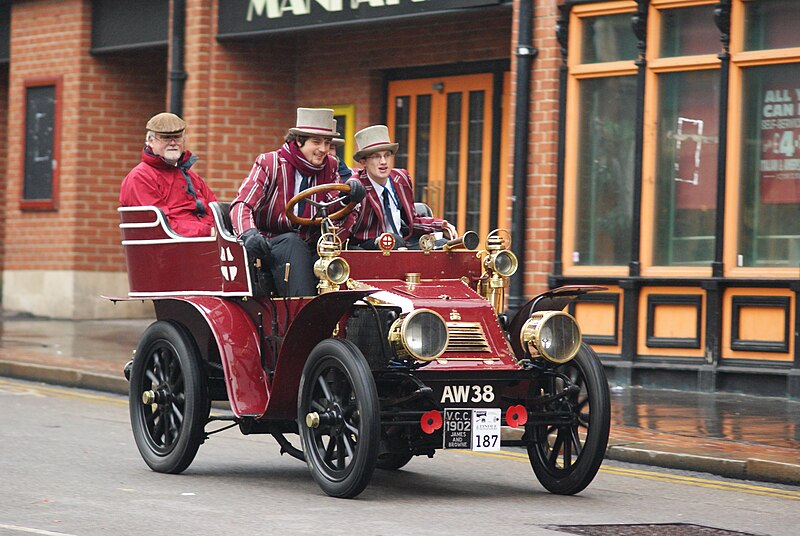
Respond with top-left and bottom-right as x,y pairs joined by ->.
388,73 -> 494,236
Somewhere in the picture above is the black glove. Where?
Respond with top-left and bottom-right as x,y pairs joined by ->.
239,228 -> 271,268
340,178 -> 366,204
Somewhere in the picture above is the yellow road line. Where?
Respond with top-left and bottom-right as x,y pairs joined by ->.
0,378 -> 127,407
462,448 -> 800,501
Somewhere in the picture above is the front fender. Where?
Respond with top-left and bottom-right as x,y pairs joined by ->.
264,289 -> 374,420
507,285 -> 607,359
154,297 -> 269,418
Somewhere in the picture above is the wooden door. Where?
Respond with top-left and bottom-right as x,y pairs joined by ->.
388,74 -> 496,237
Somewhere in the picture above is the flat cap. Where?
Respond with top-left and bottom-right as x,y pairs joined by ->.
146,112 -> 186,134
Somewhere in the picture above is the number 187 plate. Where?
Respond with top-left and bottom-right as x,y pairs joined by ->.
443,408 -> 501,451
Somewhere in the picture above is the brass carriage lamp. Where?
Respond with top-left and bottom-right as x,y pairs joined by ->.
314,233 -> 350,294
478,230 -> 518,312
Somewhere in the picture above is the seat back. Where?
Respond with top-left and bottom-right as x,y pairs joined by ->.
414,202 -> 433,218
118,204 -> 253,297
210,201 -> 235,238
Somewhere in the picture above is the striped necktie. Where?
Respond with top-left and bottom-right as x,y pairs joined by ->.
382,188 -> 399,234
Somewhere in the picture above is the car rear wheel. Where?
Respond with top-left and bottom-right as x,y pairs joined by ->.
526,343 -> 610,495
129,320 -> 209,474
298,338 -> 380,498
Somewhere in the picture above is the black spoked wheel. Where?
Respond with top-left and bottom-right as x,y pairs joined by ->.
129,320 -> 209,474
376,452 -> 414,471
298,339 -> 380,498
527,343 -> 610,495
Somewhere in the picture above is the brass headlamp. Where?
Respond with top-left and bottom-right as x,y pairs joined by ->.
314,233 -> 350,293
387,309 -> 449,361
519,310 -> 582,364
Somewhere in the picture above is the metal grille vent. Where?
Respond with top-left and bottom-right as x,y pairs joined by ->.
445,322 -> 490,353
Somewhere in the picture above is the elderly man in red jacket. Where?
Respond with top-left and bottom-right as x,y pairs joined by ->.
347,125 -> 455,249
120,112 -> 218,237
230,108 -> 365,297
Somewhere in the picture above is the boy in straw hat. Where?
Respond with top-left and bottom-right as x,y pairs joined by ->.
347,125 -> 455,249
120,112 -> 218,237
230,108 -> 365,296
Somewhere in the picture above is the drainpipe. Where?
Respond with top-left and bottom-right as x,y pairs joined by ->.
169,0 -> 187,116
552,4 -> 569,280
507,0 -> 536,315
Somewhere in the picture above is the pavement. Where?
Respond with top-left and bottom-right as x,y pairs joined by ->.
1,310 -> 799,486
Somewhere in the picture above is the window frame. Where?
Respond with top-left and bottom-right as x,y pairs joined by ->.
20,77 -> 62,212
330,104 -> 355,167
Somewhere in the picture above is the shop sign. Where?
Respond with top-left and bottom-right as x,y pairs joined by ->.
218,0 -> 503,36
760,86 -> 800,204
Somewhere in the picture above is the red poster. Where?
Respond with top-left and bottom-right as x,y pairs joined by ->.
759,86 -> 800,204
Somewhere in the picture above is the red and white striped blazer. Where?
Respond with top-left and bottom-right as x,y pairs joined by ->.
346,168 -> 446,245
230,151 -> 341,242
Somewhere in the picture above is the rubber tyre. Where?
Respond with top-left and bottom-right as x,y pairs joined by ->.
298,339 -> 380,498
527,343 -> 610,495
129,320 -> 209,474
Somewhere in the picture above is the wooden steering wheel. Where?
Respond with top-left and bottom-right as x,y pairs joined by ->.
285,183 -> 357,227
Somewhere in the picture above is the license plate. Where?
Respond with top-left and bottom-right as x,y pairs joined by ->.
443,408 -> 501,451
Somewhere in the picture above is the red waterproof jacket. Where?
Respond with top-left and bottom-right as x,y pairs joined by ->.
120,149 -> 218,237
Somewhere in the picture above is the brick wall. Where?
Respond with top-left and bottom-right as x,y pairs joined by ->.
194,6 -> 513,202
74,54 -> 169,272
0,66 -> 8,272
5,0 -> 86,271
527,0 -> 562,294
5,0 -> 167,273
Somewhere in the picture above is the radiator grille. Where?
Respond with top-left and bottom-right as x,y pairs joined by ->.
445,322 -> 491,353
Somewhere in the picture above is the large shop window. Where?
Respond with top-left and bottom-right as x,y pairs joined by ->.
564,2 -> 638,271
566,0 -> 799,275
731,0 -> 800,270
743,0 -> 799,51
653,70 -> 719,266
737,64 -> 800,267
648,2 -> 720,269
575,76 -> 636,266
22,79 -> 61,211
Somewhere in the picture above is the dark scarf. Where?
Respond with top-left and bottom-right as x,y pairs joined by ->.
277,141 -> 335,184
144,147 -> 205,217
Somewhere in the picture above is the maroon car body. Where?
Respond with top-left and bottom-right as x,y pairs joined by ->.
114,201 -> 610,498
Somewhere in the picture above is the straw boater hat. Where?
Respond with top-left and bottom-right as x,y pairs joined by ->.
288,108 -> 340,137
146,112 -> 186,134
353,125 -> 399,161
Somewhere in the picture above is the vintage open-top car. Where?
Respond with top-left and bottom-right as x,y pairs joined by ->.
112,184 -> 610,498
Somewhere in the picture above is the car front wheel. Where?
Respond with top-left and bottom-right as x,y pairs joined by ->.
526,343 -> 610,495
298,338 -> 380,498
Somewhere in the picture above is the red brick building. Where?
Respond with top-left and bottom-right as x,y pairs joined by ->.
0,0 -> 554,318
0,0 -> 797,396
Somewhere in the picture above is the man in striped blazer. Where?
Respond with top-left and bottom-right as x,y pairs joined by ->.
230,108 -> 365,296
346,125 -> 455,249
